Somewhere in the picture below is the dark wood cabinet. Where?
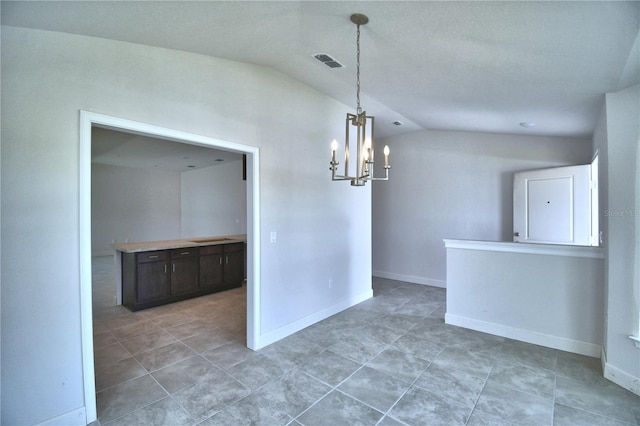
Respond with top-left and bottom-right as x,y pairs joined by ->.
222,243 -> 245,290
199,245 -> 224,292
136,251 -> 169,303
122,241 -> 245,311
170,249 -> 199,296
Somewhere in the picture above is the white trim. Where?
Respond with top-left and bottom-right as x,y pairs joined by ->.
603,355 -> 640,396
35,407 -> 86,426
79,111 -> 261,423
445,312 -> 602,358
256,289 -> 373,349
372,270 -> 446,288
443,238 -> 604,259
79,112 -> 96,423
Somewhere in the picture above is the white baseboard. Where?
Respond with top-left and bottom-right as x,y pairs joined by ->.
445,313 -> 602,358
256,289 -> 373,349
35,407 -> 86,426
372,270 -> 446,288
601,348 -> 640,396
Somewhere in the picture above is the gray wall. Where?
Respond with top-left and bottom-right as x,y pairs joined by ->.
445,241 -> 604,356
91,164 -> 182,254
594,83 -> 640,393
91,160 -> 247,255
181,161 -> 247,238
372,130 -> 592,285
1,26 -> 372,425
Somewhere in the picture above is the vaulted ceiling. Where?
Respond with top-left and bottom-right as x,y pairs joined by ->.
3,1 -> 639,142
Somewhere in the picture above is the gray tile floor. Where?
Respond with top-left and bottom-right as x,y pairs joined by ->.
91,256 -> 640,425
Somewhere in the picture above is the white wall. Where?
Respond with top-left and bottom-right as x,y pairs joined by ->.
91,163 -> 182,254
181,160 -> 246,238
1,26 -> 372,425
92,160 -> 246,255
372,130 -> 592,286
445,240 -> 605,357
594,84 -> 640,395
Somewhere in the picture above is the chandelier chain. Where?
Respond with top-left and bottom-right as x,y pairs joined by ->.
356,23 -> 362,115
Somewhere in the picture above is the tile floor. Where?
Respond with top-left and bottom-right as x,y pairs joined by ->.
91,256 -> 640,425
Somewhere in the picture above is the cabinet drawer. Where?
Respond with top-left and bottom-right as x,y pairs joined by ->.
199,245 -> 223,256
224,243 -> 244,253
137,250 -> 167,263
171,248 -> 198,258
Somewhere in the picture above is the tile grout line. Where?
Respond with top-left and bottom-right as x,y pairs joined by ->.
463,347 -> 499,425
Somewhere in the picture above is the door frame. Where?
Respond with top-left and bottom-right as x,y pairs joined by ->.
79,111 -> 261,422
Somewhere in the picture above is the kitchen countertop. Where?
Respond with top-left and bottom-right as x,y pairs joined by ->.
111,234 -> 247,253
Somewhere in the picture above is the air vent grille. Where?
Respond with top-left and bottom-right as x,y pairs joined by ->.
313,53 -> 344,69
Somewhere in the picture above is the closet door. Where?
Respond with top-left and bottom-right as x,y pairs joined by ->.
513,164 -> 591,246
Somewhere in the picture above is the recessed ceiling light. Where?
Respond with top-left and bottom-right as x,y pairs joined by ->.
392,121 -> 404,126
186,165 -> 196,168
519,122 -> 536,128
215,158 -> 224,162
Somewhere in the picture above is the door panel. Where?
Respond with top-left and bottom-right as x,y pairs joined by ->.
514,164 -> 591,245
527,177 -> 573,242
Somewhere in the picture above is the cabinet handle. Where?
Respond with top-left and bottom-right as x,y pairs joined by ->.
149,255 -> 159,259
164,264 -> 167,274
219,257 -> 223,265
172,263 -> 175,273
181,251 -> 190,255
226,256 -> 229,264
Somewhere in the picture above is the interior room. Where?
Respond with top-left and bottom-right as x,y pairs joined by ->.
1,1 -> 639,425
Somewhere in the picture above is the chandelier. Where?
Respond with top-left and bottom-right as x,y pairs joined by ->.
330,13 -> 390,186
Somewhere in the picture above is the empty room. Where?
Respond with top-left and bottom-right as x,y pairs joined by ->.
2,1 -> 639,425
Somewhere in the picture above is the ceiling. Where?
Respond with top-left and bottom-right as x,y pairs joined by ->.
91,127 -> 242,172
3,1 -> 639,142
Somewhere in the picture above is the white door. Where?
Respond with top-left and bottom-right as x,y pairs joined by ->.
513,164 -> 591,245
590,154 -> 599,246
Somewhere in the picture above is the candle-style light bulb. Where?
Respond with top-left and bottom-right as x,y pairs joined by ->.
383,145 -> 390,168
364,138 -> 372,162
331,140 -> 338,163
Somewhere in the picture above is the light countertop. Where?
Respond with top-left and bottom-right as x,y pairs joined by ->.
111,234 -> 247,253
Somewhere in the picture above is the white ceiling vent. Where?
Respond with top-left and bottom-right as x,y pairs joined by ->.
313,53 -> 344,69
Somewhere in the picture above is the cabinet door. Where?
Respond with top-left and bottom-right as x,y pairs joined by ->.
199,245 -> 223,292
137,260 -> 170,303
171,249 -> 199,296
200,254 -> 223,291
223,244 -> 245,289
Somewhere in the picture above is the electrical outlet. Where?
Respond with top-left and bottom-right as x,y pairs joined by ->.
270,231 -> 277,243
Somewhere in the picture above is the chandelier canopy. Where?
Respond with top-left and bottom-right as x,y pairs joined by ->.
329,13 -> 390,187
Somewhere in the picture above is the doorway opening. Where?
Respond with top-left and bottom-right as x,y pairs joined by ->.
79,111 -> 261,423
